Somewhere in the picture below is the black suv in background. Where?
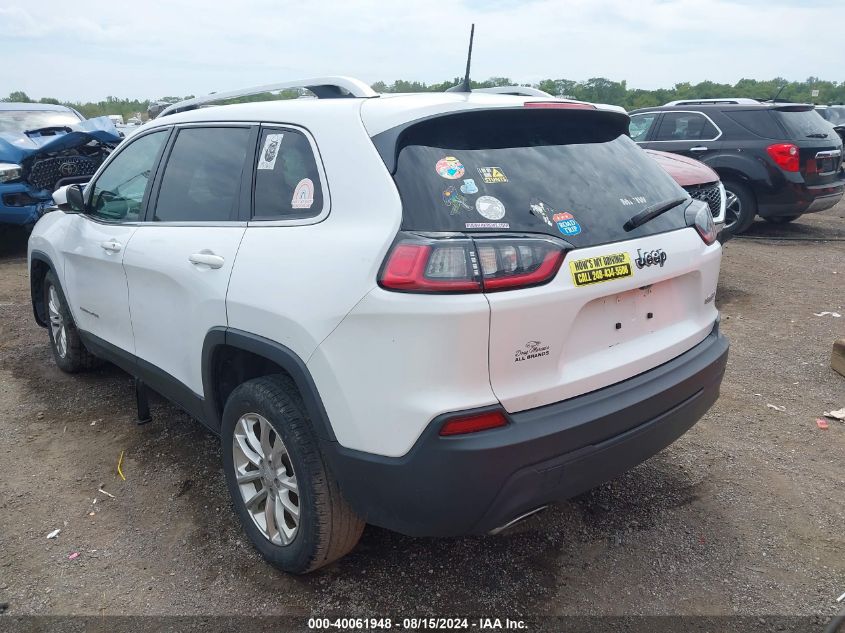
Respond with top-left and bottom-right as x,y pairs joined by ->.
629,99 -> 845,235
816,105 -> 845,144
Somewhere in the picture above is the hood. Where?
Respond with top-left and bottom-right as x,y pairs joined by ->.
0,116 -> 122,164
645,149 -> 719,188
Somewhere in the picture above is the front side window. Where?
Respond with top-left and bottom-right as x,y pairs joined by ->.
628,113 -> 657,142
89,130 -> 168,222
253,128 -> 324,219
654,112 -> 719,141
154,127 -> 251,222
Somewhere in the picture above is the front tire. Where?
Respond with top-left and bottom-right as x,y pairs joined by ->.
721,180 -> 757,236
43,271 -> 102,373
221,375 -> 364,574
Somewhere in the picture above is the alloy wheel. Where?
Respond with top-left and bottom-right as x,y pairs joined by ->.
723,190 -> 741,232
47,285 -> 67,359
232,413 -> 300,545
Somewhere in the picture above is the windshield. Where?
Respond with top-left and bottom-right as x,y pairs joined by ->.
819,107 -> 845,126
389,109 -> 689,247
774,109 -> 832,138
0,110 -> 82,135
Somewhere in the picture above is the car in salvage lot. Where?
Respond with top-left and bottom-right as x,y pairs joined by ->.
629,99 -> 845,235
0,102 -> 122,231
28,78 -> 728,574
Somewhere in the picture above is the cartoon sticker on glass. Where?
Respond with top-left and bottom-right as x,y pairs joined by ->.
291,178 -> 315,209
442,187 -> 471,215
258,133 -> 284,170
460,179 -> 479,195
477,166 -> 508,184
529,199 -> 554,227
435,156 -> 465,180
552,211 -> 582,236
475,196 -> 506,220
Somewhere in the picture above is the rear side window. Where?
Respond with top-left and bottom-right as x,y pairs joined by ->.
628,113 -> 658,141
653,112 -> 719,141
153,127 -> 251,222
723,109 -> 782,139
385,108 -> 689,248
253,128 -> 324,219
773,108 -> 835,139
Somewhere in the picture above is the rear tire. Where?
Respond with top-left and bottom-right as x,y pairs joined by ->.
721,180 -> 757,236
43,271 -> 102,373
221,375 -> 364,574
764,215 -> 801,224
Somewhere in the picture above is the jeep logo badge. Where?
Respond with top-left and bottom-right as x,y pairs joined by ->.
634,248 -> 667,269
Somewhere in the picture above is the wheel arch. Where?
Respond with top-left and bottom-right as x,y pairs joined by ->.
29,250 -> 57,328
202,327 -> 337,441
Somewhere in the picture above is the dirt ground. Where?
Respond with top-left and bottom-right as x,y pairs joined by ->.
0,204 -> 843,619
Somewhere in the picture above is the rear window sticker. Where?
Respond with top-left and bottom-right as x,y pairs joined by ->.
465,222 -> 510,229
553,211 -> 581,236
514,340 -> 550,362
475,195 -> 506,220
257,133 -> 284,170
477,166 -> 508,184
442,186 -> 471,214
529,199 -> 554,227
436,156 -> 465,180
620,196 -> 647,206
460,179 -> 479,195
291,178 -> 315,209
569,252 -> 634,287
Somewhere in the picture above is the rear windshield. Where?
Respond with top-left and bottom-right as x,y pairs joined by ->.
773,108 -> 832,139
386,109 -> 688,247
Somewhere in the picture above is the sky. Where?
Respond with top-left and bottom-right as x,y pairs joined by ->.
1,0 -> 842,102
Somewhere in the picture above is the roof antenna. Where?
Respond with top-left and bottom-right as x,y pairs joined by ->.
770,83 -> 787,102
446,24 -> 475,93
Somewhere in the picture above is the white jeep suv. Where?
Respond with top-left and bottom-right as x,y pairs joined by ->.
28,77 -> 729,574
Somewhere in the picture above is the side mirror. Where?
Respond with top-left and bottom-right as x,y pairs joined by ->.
65,184 -> 86,213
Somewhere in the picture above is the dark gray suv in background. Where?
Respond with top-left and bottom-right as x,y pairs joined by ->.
630,99 -> 845,235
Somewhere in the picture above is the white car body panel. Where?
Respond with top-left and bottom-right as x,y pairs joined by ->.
122,226 -> 246,395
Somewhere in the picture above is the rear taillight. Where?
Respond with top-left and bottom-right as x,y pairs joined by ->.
685,199 -> 718,245
766,143 -> 800,172
379,233 -> 567,293
439,410 -> 508,436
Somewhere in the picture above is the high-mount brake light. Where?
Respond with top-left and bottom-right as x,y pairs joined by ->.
439,410 -> 508,436
766,143 -> 800,172
524,102 -> 596,110
379,234 -> 567,293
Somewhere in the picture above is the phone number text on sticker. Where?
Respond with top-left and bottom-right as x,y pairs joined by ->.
570,252 -> 633,286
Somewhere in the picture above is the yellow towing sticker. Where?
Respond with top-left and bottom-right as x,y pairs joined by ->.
569,252 -> 634,287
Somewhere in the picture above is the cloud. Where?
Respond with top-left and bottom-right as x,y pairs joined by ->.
0,0 -> 841,101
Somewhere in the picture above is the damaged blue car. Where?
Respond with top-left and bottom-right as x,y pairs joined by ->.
0,102 -> 123,229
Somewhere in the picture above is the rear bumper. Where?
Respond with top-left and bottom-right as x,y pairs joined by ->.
324,323 -> 729,537
757,173 -> 845,217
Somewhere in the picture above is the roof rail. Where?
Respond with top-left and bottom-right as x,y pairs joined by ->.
474,86 -> 555,98
664,98 -> 760,106
158,76 -> 377,117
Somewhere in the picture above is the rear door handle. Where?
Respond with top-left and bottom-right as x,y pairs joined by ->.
100,240 -> 122,253
690,146 -> 708,152
188,251 -> 225,269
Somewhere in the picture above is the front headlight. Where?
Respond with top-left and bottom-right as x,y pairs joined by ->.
0,162 -> 22,183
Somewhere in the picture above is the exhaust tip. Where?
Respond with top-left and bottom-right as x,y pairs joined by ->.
488,506 -> 548,535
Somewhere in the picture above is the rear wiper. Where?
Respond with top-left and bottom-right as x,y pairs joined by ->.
24,126 -> 72,135
807,132 -> 828,138
623,197 -> 690,232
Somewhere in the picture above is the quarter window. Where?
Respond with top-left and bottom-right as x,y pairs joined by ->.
654,112 -> 719,141
253,128 -> 324,219
89,130 -> 168,222
153,127 -> 251,222
628,113 -> 658,142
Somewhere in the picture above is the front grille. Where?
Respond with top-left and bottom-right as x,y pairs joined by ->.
27,156 -> 100,191
685,182 -> 721,218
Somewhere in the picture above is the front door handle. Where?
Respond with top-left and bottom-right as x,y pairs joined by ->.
188,251 -> 225,269
689,146 -> 708,152
100,240 -> 122,253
